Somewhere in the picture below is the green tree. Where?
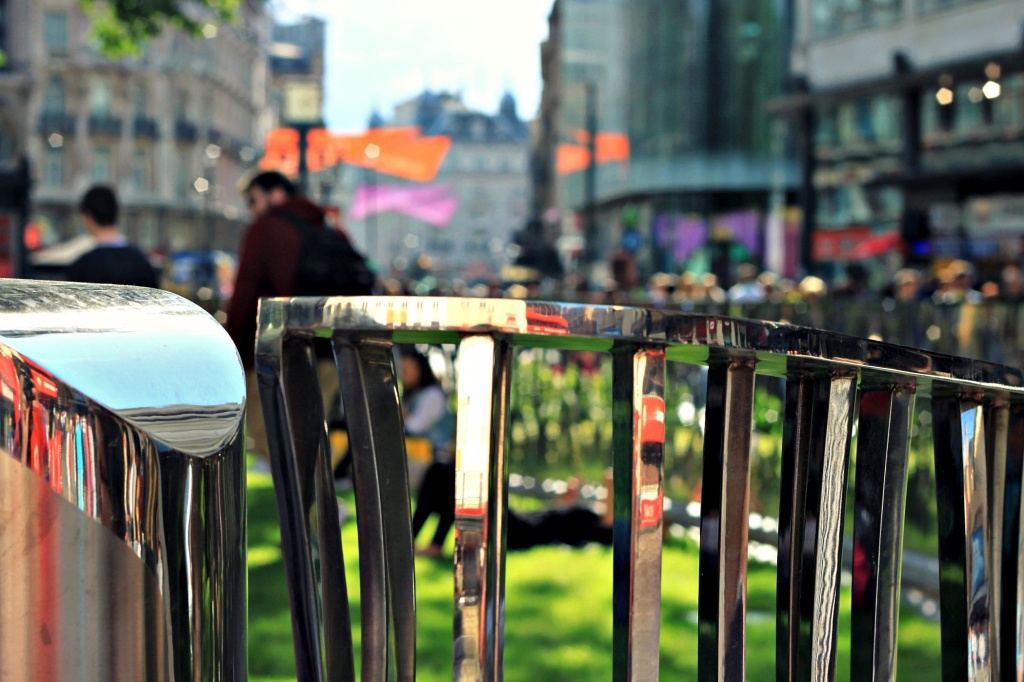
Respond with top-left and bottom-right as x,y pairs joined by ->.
79,0 -> 241,58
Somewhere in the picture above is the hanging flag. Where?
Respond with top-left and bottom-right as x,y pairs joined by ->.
350,184 -> 459,227
260,126 -> 451,182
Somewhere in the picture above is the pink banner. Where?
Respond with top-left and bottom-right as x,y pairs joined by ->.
350,183 -> 459,227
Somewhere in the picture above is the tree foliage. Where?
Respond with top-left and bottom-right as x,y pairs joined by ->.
79,0 -> 241,58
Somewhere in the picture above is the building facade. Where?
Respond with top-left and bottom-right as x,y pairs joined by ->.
0,0 -> 270,258
532,0 -> 628,263
619,0 -> 798,283
779,0 -> 1024,279
347,91 -> 531,281
533,0 -> 798,286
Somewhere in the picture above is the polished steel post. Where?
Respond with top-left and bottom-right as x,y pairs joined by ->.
334,335 -> 416,682
258,333 -> 355,682
0,282 -> 246,681
933,395 -> 992,682
810,375 -> 857,682
453,334 -> 514,681
611,346 -> 666,681
850,382 -> 916,682
777,374 -> 815,682
698,353 -> 756,682
986,401 -> 1010,682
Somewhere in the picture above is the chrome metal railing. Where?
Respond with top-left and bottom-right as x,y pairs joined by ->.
0,281 -> 247,681
257,295 -> 1024,682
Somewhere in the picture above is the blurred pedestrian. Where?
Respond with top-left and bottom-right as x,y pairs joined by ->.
66,185 -> 158,288
405,349 -> 456,558
226,170 -> 371,469
727,263 -> 765,304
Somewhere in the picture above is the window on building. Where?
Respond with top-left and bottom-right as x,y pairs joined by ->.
175,88 -> 189,121
43,148 -> 64,187
917,0 -> 981,14
870,95 -> 902,143
43,11 -> 68,55
836,102 -> 861,146
138,219 -> 158,250
0,125 -> 12,165
91,146 -> 112,182
89,78 -> 113,116
43,78 -> 65,114
0,6 -> 8,67
811,0 -> 901,39
468,229 -> 489,253
954,82 -> 985,134
132,149 -> 151,191
176,156 -> 191,196
426,230 -> 452,252
920,91 -> 941,139
133,84 -> 148,118
815,107 -> 838,149
993,74 -> 1024,129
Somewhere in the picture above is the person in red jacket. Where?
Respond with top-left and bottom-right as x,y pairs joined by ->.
226,170 -> 340,467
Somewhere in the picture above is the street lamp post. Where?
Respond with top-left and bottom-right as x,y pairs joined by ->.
583,82 -> 599,275
283,81 -> 324,195
194,142 -> 220,293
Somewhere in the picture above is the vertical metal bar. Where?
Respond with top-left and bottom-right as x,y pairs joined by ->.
850,384 -> 915,682
933,395 -> 992,682
452,335 -> 514,681
612,347 -> 666,682
809,375 -> 857,682
698,355 -> 756,682
1003,404 -> 1024,682
777,375 -> 814,682
987,402 -> 1009,682
258,334 -> 355,682
334,335 -> 416,682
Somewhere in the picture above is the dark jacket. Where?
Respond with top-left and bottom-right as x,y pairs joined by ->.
66,243 -> 159,288
226,197 -> 326,369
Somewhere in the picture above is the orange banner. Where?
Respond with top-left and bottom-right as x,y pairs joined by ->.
260,126 -> 450,182
557,132 -> 631,175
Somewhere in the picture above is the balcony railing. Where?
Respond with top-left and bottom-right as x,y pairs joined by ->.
175,119 -> 198,143
0,281 -> 246,680
37,111 -> 76,135
88,114 -> 123,137
257,295 -> 1024,681
133,116 -> 160,139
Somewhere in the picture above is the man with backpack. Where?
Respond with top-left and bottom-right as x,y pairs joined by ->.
226,170 -> 374,467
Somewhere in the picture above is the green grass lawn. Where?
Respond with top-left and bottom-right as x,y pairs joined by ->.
246,470 -> 943,681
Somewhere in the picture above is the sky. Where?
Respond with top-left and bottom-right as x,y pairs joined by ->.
272,0 -> 555,133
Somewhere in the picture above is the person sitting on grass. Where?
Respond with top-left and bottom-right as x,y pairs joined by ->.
405,349 -> 457,558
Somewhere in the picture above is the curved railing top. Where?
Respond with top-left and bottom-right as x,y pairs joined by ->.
0,280 -> 245,456
257,295 -> 1024,397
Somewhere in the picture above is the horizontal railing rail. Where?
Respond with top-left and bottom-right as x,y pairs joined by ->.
0,281 -> 247,681
257,295 -> 1024,682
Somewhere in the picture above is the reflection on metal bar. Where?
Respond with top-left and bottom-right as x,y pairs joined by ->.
987,402 -> 1009,682
453,335 -> 514,681
933,396 -> 992,682
810,376 -> 857,682
611,347 -> 666,681
1004,405 -> 1024,682
0,281 -> 246,681
254,295 -> 1024,682
698,355 -> 756,682
850,384 -> 916,682
334,335 -> 416,682
777,375 -> 815,682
